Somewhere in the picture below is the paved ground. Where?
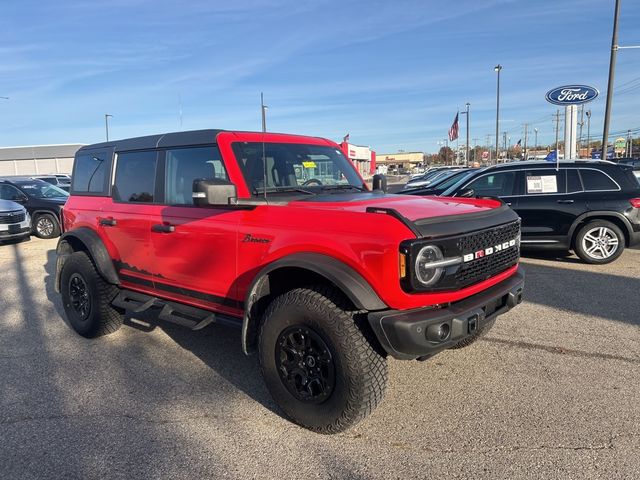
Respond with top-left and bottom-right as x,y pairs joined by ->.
0,237 -> 638,479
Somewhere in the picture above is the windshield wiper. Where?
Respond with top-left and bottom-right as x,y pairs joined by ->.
320,184 -> 367,192
253,186 -> 316,195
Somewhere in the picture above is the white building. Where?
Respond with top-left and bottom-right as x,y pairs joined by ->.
0,144 -> 83,176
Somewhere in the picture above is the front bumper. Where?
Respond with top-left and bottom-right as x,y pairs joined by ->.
368,267 -> 525,360
0,218 -> 31,240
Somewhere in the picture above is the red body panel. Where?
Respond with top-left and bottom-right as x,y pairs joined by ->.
63,131 -> 520,316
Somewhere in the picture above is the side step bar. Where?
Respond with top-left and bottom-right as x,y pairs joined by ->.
112,289 -> 241,330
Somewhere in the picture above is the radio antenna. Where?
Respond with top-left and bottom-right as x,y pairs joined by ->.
261,92 -> 268,200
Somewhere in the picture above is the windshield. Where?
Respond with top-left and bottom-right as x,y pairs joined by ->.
441,168 -> 487,196
15,180 -> 69,198
232,142 -> 364,194
433,169 -> 478,190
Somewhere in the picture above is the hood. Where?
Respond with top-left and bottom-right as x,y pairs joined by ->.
0,199 -> 25,212
292,193 -> 500,221
292,192 -> 517,238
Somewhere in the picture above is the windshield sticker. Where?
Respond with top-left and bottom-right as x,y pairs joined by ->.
527,175 -> 557,194
302,161 -> 317,168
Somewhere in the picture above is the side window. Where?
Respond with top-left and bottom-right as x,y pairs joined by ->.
579,169 -> 619,191
113,151 -> 158,203
466,171 -> 517,197
524,170 -> 566,195
72,152 -> 110,194
0,184 -> 24,201
566,169 -> 583,193
164,146 -> 228,205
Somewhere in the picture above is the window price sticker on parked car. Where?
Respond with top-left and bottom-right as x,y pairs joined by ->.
527,175 -> 558,194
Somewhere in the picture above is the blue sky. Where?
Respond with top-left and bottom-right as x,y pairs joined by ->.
1,0 -> 639,153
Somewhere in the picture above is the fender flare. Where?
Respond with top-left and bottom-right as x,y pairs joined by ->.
567,211 -> 633,245
241,252 -> 387,354
55,227 -> 120,292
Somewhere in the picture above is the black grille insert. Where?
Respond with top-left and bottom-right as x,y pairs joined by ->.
0,211 -> 26,224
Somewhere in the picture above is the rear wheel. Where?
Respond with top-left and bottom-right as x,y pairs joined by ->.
258,286 -> 388,433
33,213 -> 61,239
60,251 -> 123,337
574,220 -> 624,264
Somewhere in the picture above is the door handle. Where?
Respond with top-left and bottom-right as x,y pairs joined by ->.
557,199 -> 574,204
505,202 -> 512,206
152,223 -> 175,233
99,217 -> 117,227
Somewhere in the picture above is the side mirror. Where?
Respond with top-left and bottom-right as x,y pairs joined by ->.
457,187 -> 475,198
192,178 -> 237,206
372,174 -> 387,193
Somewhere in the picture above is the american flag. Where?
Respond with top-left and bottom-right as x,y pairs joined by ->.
448,113 -> 459,141
343,133 -> 350,143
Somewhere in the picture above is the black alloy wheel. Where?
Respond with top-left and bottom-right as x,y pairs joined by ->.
275,325 -> 336,404
68,273 -> 91,320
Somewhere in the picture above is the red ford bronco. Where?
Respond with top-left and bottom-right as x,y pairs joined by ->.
56,129 -> 524,433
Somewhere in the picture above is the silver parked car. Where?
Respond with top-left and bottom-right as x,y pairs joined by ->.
0,199 -> 31,243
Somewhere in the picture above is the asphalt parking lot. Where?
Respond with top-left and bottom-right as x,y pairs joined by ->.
0,238 -> 638,479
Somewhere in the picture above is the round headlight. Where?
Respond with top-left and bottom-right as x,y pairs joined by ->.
415,245 -> 444,286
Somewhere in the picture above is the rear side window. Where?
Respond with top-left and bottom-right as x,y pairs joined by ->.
566,169 -> 583,193
72,151 -> 110,194
114,151 -> 158,203
466,171 -> 517,197
579,169 -> 619,191
164,146 -> 228,205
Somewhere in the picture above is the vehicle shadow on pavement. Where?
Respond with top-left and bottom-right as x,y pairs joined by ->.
520,249 -> 583,264
42,249 -> 281,419
519,259 -> 639,326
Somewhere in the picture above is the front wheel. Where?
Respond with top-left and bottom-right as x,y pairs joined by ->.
574,220 -> 624,264
258,286 -> 388,434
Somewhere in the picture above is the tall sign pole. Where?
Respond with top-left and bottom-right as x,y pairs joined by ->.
602,0 -> 621,160
494,65 -> 502,165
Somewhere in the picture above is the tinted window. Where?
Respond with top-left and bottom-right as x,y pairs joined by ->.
73,152 -> 109,193
165,146 -> 228,205
579,169 -> 619,191
465,171 -> 517,197
0,184 -> 24,201
524,170 -> 566,195
567,169 -> 583,193
114,151 -> 157,203
13,180 -> 68,198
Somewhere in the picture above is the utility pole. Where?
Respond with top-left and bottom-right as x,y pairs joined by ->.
578,105 -> 584,158
628,129 -> 632,157
502,132 -> 507,161
523,123 -> 528,160
586,110 -> 592,157
494,65 -> 502,166
602,0 -> 621,160
465,103 -> 470,167
534,128 -> 538,158
104,114 -> 113,141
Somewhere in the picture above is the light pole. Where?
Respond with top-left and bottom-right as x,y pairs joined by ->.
586,110 -> 591,157
534,128 -> 538,158
459,103 -> 470,167
494,64 -> 502,165
260,92 -> 268,133
104,114 -> 113,141
602,0 -> 621,160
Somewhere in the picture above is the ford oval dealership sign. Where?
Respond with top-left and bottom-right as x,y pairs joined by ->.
545,85 -> 599,105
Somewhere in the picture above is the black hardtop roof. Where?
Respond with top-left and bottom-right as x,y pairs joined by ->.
79,129 -> 226,153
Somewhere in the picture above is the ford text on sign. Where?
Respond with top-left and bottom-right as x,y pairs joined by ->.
545,85 -> 599,105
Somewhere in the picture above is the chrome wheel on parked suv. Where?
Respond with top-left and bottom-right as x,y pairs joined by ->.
574,221 -> 625,264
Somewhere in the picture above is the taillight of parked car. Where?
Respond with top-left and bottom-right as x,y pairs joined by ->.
630,198 -> 640,208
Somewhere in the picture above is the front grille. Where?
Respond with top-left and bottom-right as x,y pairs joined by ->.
0,211 -> 26,224
454,221 -> 520,287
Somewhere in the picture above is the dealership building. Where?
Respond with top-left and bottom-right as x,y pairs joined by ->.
339,141 -> 376,177
0,144 -> 83,176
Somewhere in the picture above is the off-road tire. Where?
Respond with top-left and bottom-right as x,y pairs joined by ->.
60,251 -> 123,338
574,220 -> 625,265
449,317 -> 496,349
33,213 -> 61,239
258,286 -> 388,434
